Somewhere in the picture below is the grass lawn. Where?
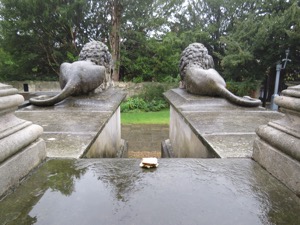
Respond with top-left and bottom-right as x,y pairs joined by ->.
121,108 -> 170,125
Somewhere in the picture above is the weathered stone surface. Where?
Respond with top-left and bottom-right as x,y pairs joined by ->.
168,106 -> 216,158
79,40 -> 112,70
179,43 -> 214,80
0,90 -> 24,113
0,124 -> 43,163
17,88 -> 126,158
164,88 -> 283,158
256,125 -> 300,161
0,83 -> 19,96
253,84 -> 300,196
276,84 -> 300,112
29,61 -> 106,106
253,139 -> 300,196
1,158 -> 300,224
0,114 -> 30,137
29,41 -> 114,107
0,83 -> 46,197
179,43 -> 261,107
5,81 -> 61,93
204,134 -> 257,158
0,139 -> 46,198
85,107 -> 121,158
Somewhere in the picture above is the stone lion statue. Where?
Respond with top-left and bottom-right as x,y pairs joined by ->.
30,41 -> 113,106
179,43 -> 261,107
79,40 -> 113,89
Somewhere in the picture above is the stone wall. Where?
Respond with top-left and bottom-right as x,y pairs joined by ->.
4,81 -> 145,95
6,81 -> 61,92
85,107 -> 127,158
168,106 -> 213,157
5,81 -> 148,98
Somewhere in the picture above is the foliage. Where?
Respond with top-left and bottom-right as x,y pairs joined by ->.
0,0 -> 89,80
121,97 -> 147,112
0,0 -> 299,88
0,48 -> 14,81
120,32 -> 181,82
121,109 -> 170,124
162,74 -> 180,83
132,76 -> 144,83
121,83 -> 172,112
220,1 -> 300,82
139,83 -> 165,101
226,80 -> 261,97
120,29 -> 213,82
121,97 -> 167,112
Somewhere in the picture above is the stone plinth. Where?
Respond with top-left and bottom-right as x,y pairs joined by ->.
163,89 -> 283,158
16,88 -> 126,158
0,83 -> 46,198
253,85 -> 300,196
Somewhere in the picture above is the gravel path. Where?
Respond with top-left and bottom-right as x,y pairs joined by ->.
121,124 -> 169,158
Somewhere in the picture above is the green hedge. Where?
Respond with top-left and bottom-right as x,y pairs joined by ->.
226,80 -> 261,97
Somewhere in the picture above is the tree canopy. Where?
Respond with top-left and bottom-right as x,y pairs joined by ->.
0,0 -> 299,87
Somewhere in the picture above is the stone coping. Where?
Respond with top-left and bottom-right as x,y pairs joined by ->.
16,88 -> 126,158
164,88 -> 284,158
1,158 -> 300,224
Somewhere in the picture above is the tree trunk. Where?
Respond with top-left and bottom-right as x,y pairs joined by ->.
110,0 -> 122,81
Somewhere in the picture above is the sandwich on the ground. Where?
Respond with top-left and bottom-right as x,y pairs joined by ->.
139,157 -> 159,168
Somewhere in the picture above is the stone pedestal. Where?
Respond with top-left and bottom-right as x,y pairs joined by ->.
16,88 -> 126,158
253,85 -> 300,196
0,83 -> 46,198
163,88 -> 282,158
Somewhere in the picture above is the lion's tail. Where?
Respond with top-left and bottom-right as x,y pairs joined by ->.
219,86 -> 261,107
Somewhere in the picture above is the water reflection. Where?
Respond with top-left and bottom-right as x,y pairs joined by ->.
1,158 -> 300,225
47,159 -> 86,196
0,159 -> 86,224
88,159 -> 144,202
190,159 -> 300,224
248,162 -> 300,225
25,159 -> 145,224
28,171 -> 113,225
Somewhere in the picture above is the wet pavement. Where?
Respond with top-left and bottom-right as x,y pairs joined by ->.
1,158 -> 300,225
121,124 -> 169,158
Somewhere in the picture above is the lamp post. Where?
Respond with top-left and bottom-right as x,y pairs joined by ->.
270,49 -> 291,110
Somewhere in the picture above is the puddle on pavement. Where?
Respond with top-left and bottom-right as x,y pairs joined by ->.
1,158 -> 300,225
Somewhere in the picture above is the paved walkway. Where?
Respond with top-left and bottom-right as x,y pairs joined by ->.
121,124 -> 169,158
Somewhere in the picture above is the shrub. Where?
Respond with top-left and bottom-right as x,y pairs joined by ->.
121,82 -> 171,112
132,76 -> 143,83
121,97 -> 168,112
139,83 -> 165,102
162,75 -> 180,83
226,80 -> 261,97
121,97 -> 147,112
143,99 -> 167,112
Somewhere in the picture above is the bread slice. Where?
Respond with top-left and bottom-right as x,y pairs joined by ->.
140,157 -> 159,168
